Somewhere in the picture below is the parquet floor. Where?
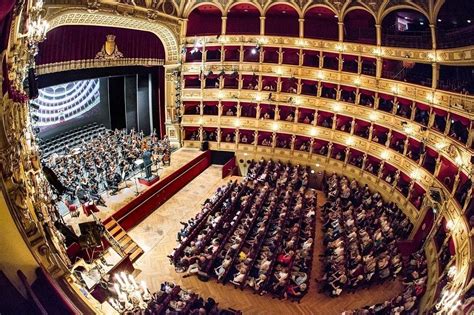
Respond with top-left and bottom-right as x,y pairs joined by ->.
130,165 -> 405,315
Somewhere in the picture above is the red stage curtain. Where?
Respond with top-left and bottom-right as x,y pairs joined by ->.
37,25 -> 165,65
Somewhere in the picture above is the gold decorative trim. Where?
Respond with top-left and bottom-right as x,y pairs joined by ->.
36,58 -> 165,75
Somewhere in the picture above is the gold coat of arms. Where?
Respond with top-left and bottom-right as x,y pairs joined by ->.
95,34 -> 124,59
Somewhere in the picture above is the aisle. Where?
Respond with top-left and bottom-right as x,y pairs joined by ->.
131,173 -> 404,315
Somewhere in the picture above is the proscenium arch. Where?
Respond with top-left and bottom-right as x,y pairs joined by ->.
46,10 -> 180,64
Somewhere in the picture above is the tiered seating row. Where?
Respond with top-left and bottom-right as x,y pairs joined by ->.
320,174 -> 412,296
171,160 -> 317,301
145,281 -> 242,314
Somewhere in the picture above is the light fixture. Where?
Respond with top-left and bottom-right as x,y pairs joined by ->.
381,150 -> 390,160
446,220 -> 454,231
311,169 -> 315,174
333,103 -> 342,112
110,272 -> 151,312
410,168 -> 420,180
295,97 -> 302,105
419,21 -> 424,25
369,112 -> 378,122
334,15 -> 338,18
468,20 -> 472,24
373,47 -> 383,57
335,44 -> 344,52
426,93 -> 434,103
315,163 -> 320,167
276,67 -> 283,75
234,119 -> 240,127
447,266 -> 457,278
310,128 -> 318,136
354,77 -> 361,86
255,94 -> 262,102
272,122 -> 279,131
435,142 -> 447,150
198,118 -> 203,125
390,85 -> 399,95
435,290 -> 462,314
346,137 -> 354,146
438,19 -> 442,22
218,91 -> 224,99
454,155 -> 464,167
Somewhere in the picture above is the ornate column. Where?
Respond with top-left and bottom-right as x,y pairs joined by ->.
338,21 -> 344,42
375,24 -> 382,46
432,62 -> 439,90
163,64 -> 182,146
299,18 -> 305,38
260,16 -> 265,35
221,16 -> 227,35
430,24 -> 437,50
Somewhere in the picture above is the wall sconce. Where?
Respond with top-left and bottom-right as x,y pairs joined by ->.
310,128 -> 318,136
276,67 -> 283,76
272,122 -> 279,131
315,163 -> 320,167
198,118 -> 203,125
317,71 -> 325,80
446,220 -> 454,231
435,141 -> 447,150
354,77 -> 361,86
335,44 -> 344,52
381,150 -> 390,160
426,92 -> 435,103
333,103 -> 342,112
295,97 -> 302,105
234,119 -> 240,127
373,47 -> 383,57
410,168 -> 420,180
255,94 -> 262,102
390,85 -> 399,95
427,52 -> 436,62
345,137 -> 354,146
454,155 -> 465,168
218,91 -> 224,99
368,112 -> 378,122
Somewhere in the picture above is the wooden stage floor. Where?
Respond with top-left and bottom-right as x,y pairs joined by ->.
129,165 -> 405,315
64,148 -> 202,235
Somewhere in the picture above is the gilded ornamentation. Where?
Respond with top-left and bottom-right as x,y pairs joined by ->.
95,34 -> 124,59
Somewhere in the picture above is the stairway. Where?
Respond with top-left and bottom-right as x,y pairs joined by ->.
104,218 -> 144,263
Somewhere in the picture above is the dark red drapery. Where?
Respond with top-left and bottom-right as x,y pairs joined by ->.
37,25 -> 165,65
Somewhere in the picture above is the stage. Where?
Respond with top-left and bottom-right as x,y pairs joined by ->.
63,148 -> 203,235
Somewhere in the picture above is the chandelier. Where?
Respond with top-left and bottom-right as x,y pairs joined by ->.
27,0 -> 49,56
109,272 -> 152,312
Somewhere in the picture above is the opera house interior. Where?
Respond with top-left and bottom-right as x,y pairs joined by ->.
1,0 -> 474,314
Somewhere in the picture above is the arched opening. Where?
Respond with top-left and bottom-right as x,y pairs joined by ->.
265,4 -> 299,37
436,0 -> 474,48
343,9 -> 376,44
304,6 -> 338,40
226,3 -> 260,35
187,4 -> 222,36
381,9 -> 432,49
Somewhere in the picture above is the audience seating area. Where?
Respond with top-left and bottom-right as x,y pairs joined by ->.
344,250 -> 427,314
170,160 -> 316,301
319,174 -> 413,296
144,281 -> 241,314
39,122 -> 107,156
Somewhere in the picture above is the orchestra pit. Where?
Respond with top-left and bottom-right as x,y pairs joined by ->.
0,0 -> 473,314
